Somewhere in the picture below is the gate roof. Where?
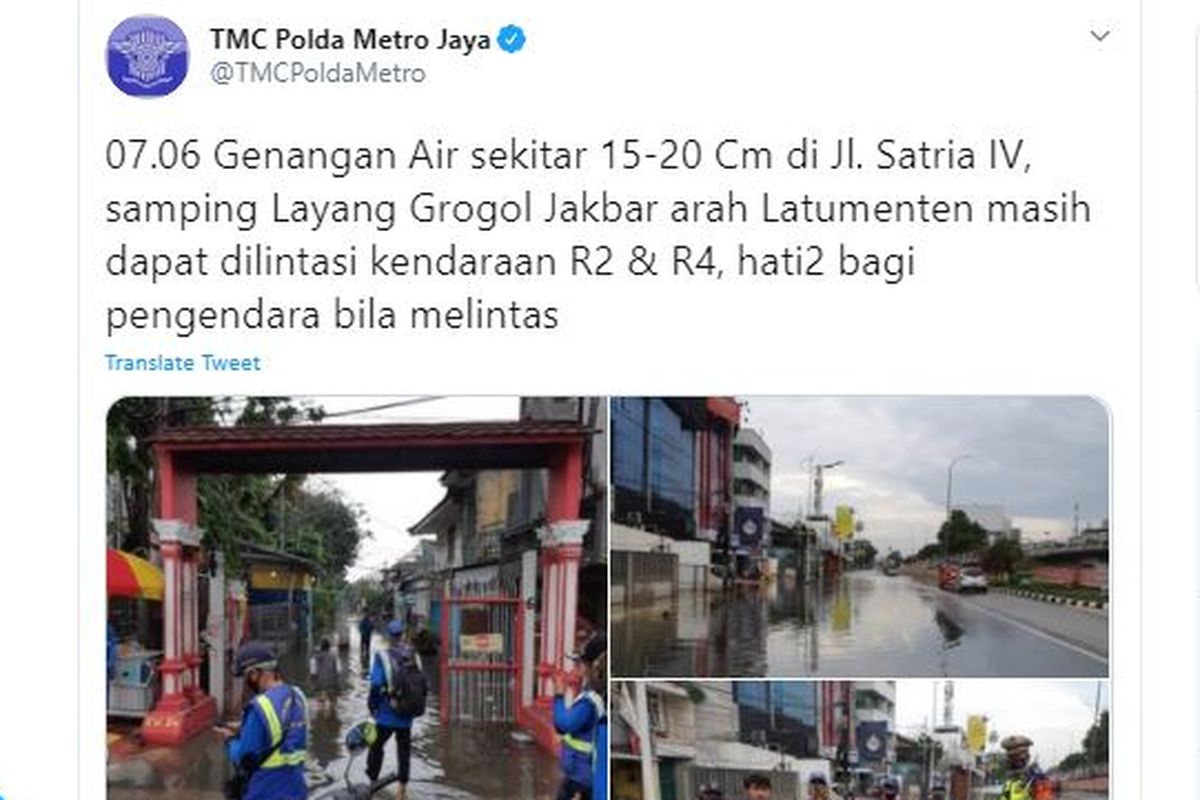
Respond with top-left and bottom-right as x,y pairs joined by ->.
149,420 -> 592,474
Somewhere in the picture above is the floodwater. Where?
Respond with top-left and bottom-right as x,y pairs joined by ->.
611,570 -> 1108,678
108,627 -> 560,799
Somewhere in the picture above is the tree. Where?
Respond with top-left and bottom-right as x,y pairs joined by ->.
1055,710 -> 1108,772
851,539 -> 878,568
914,542 -> 944,562
347,577 -> 390,616
107,396 -> 367,584
936,510 -> 989,556
981,537 -> 1024,577
1082,710 -> 1109,764
282,487 -> 367,578
107,397 -> 221,552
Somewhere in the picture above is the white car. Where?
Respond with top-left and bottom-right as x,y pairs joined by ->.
956,566 -> 988,593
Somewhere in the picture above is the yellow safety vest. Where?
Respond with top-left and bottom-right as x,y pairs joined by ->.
1001,776 -> 1032,800
254,687 -> 309,769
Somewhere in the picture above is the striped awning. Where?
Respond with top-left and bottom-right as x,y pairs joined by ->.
107,549 -> 164,602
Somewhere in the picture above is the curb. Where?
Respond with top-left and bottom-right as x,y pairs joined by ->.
995,586 -> 1108,610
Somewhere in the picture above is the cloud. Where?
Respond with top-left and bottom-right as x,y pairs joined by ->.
298,396 -> 521,578
740,397 -> 1108,553
895,680 -> 1108,767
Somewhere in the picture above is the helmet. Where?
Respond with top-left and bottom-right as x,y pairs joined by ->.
580,632 -> 607,665
567,635 -> 606,667
808,772 -> 828,785
386,619 -> 406,639
234,641 -> 277,676
1001,734 -> 1033,751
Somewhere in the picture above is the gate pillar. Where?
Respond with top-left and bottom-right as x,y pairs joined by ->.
141,518 -> 216,745
536,519 -> 589,702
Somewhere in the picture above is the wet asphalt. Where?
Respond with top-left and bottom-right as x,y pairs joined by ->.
611,570 -> 1109,678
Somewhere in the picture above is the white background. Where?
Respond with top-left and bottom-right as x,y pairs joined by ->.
0,0 -> 1194,797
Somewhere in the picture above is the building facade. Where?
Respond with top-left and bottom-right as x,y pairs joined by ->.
612,681 -> 892,800
853,681 -> 897,768
732,427 -> 772,554
612,397 -> 739,543
733,680 -> 821,758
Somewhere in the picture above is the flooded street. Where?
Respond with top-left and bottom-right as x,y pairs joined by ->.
108,624 -> 560,799
612,570 -> 1108,677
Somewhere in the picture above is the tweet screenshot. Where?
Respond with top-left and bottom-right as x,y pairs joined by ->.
74,2 -> 1136,799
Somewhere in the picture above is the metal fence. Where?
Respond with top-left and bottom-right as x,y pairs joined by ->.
250,602 -> 301,646
441,582 -> 521,723
611,550 -> 678,605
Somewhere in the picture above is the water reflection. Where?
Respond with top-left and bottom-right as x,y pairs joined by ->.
612,570 -> 1099,678
108,629 -> 559,799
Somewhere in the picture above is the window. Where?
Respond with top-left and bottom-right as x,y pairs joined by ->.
776,682 -> 818,728
648,399 -> 695,510
647,692 -> 668,735
612,397 -> 647,494
734,681 -> 770,712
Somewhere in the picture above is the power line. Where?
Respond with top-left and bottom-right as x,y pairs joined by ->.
321,396 -> 449,418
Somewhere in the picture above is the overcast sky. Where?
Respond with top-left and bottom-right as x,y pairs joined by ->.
738,397 -> 1109,554
299,396 -> 1106,577
302,396 -> 520,580
894,680 -> 1109,767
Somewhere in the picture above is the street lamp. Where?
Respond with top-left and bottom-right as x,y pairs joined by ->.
813,460 -> 844,518
944,455 -> 972,558
800,455 -> 815,519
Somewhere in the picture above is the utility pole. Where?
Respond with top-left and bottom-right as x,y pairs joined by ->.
928,683 -> 938,797
801,455 -> 815,519
634,682 -> 660,800
813,460 -> 844,518
944,455 -> 972,558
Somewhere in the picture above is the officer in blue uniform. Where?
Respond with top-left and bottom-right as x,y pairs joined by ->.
367,619 -> 419,800
358,614 -> 374,667
216,641 -> 309,800
553,634 -> 607,800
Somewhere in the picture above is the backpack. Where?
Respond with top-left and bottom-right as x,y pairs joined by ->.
383,649 -> 427,718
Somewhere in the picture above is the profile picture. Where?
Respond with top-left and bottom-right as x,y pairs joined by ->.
106,15 -> 189,97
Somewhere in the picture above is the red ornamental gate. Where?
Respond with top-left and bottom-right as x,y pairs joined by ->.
440,590 -> 523,722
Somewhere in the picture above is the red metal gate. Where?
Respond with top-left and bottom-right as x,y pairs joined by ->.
439,590 -> 523,722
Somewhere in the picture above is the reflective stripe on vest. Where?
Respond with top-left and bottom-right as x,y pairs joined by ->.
563,734 -> 594,754
380,651 -> 395,691
562,690 -> 605,754
254,687 -> 308,769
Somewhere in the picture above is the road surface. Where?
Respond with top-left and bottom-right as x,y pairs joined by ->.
611,570 -> 1109,677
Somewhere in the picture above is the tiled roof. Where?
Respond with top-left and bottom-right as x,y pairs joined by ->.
150,419 -> 592,445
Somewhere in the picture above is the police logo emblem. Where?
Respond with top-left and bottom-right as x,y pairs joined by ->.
107,16 -> 188,97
